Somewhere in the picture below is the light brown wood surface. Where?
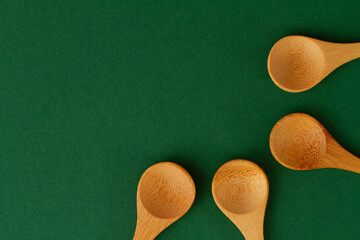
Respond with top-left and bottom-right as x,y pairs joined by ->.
212,160 -> 269,240
268,35 -> 360,92
270,113 -> 360,173
133,162 -> 196,240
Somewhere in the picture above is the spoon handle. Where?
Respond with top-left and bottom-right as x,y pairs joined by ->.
133,219 -> 155,240
133,218 -> 164,240
326,42 -> 360,68
338,151 -> 360,174
133,207 -> 170,240
236,223 -> 264,240
233,207 -> 265,240
325,139 -> 360,174
133,215 -> 172,240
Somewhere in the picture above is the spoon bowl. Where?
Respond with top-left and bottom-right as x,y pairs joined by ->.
134,162 -> 195,240
268,36 -> 360,92
212,160 -> 269,240
270,113 -> 360,173
139,162 -> 195,219
270,113 -> 327,170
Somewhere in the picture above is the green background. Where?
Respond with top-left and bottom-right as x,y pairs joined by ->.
1,0 -> 360,239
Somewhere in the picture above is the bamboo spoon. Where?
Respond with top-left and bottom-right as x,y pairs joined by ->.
268,35 -> 360,92
133,162 -> 196,240
270,113 -> 360,173
212,160 -> 269,240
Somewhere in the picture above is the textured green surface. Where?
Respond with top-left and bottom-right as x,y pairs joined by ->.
1,1 -> 360,239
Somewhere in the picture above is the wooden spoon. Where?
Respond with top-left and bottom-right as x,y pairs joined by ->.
212,159 -> 269,240
133,162 -> 196,240
268,35 -> 360,92
270,113 -> 360,173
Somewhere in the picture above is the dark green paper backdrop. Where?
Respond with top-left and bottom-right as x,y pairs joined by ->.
1,1 -> 360,239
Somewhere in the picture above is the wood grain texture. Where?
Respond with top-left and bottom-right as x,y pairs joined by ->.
270,113 -> 360,173
133,162 -> 196,240
268,35 -> 360,92
212,160 -> 269,240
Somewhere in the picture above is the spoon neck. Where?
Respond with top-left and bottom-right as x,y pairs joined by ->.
133,204 -> 169,240
324,42 -> 360,71
133,216 -> 165,240
324,138 -> 360,174
235,222 -> 264,240
232,207 -> 265,240
133,226 -> 146,240
241,227 -> 264,240
133,217 -> 151,240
